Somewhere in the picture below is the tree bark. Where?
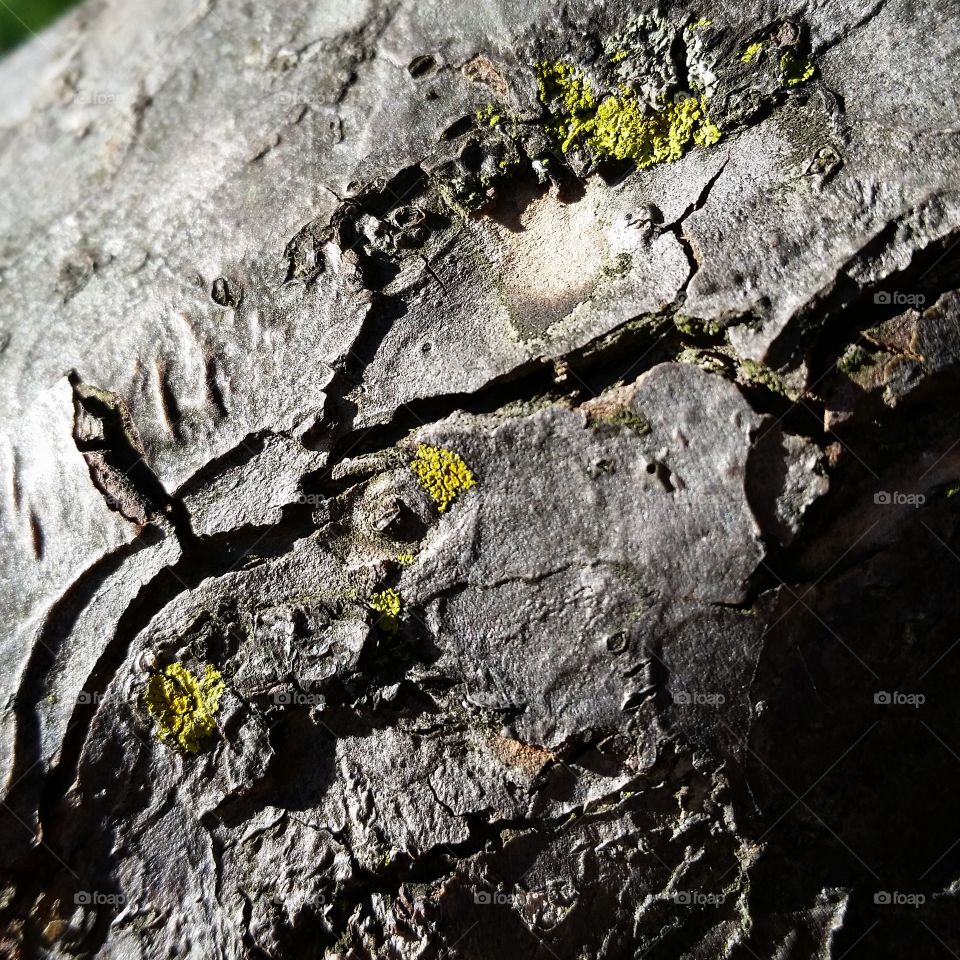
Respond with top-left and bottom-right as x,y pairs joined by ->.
2,0 -> 960,957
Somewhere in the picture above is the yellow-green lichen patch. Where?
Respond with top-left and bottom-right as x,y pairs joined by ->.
476,103 -> 502,126
536,61 -> 721,169
536,61 -> 597,150
410,443 -> 477,512
369,589 -> 402,632
396,553 -> 415,566
741,41 -> 764,63
144,663 -> 224,753
686,18 -> 713,30
780,50 -> 815,86
590,93 -> 721,165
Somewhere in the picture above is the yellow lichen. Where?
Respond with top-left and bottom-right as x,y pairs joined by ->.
536,61 -> 721,168
410,443 -> 477,512
536,61 -> 597,149
476,103 -> 502,126
369,588 -> 402,632
396,553 -> 415,566
741,41 -> 764,63
144,663 -> 224,753
780,50 -> 815,86
590,92 -> 721,166
686,18 -> 713,30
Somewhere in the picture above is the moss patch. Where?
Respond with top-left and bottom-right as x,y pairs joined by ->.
604,408 -> 652,434
738,359 -> 799,399
837,344 -> 870,377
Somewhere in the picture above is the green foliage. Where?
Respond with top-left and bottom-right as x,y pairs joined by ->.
0,0 -> 80,54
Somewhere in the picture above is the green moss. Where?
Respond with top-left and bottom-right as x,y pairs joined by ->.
837,344 -> 870,376
144,663 -> 224,753
676,347 -> 728,373
780,50 -> 815,86
674,313 -> 726,337
536,61 -> 721,168
741,41 -> 764,63
410,443 -> 477,512
945,480 -> 960,498
603,408 -> 652,435
369,588 -> 402,632
739,359 -> 798,399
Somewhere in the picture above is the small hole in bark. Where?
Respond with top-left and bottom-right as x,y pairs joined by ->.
408,54 -> 438,78
211,277 -> 240,308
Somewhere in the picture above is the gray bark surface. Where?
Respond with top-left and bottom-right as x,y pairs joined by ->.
1,0 -> 960,957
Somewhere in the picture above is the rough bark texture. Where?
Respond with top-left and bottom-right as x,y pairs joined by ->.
2,0 -> 960,957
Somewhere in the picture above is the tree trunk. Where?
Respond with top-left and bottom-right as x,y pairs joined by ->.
2,0 -> 959,957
